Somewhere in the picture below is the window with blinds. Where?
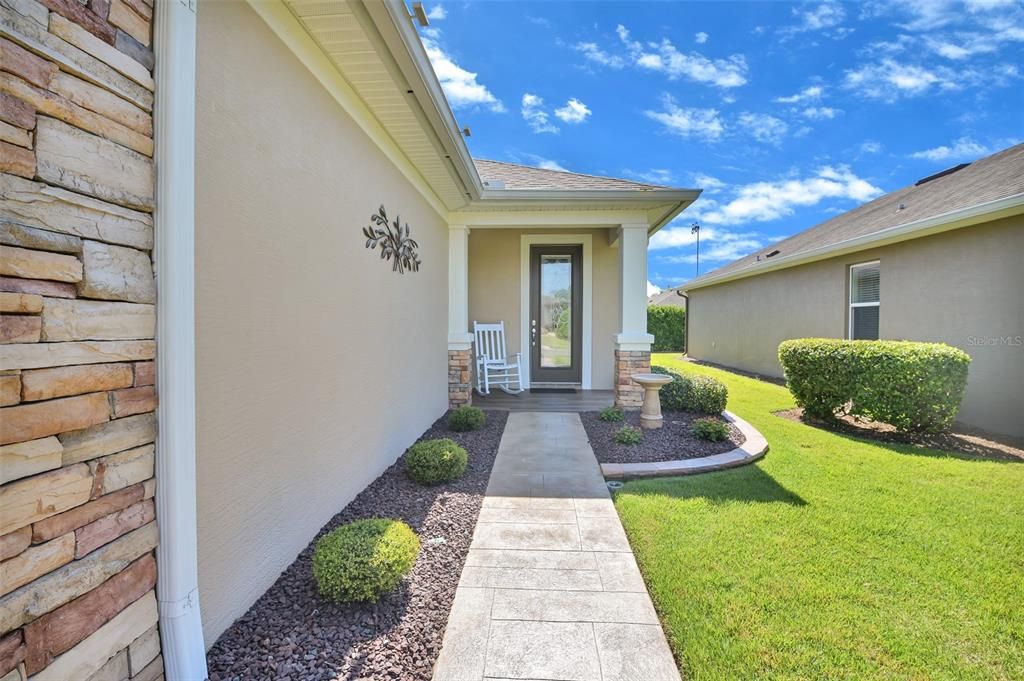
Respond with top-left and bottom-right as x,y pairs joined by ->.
849,261 -> 880,340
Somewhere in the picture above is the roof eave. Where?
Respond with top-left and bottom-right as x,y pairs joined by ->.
684,191 -> 1024,291
367,0 -> 485,200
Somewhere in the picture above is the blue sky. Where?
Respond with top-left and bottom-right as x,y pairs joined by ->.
418,1 -> 1023,291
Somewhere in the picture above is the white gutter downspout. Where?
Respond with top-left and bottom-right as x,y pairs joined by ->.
154,0 -> 208,678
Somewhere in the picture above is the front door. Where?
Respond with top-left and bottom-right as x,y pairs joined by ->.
529,244 -> 583,384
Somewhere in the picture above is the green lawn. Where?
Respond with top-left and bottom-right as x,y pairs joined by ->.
615,354 -> 1024,681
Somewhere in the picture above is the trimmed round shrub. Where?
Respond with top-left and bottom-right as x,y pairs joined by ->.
598,406 -> 624,422
613,425 -> 644,445
648,305 -> 686,352
448,405 -> 486,432
691,417 -> 730,442
651,365 -> 727,415
406,438 -> 468,485
651,364 -> 688,411
686,375 -> 728,415
778,338 -> 970,433
312,518 -> 420,603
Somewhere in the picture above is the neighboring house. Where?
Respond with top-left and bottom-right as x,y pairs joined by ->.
648,287 -> 687,308
0,1 -> 699,679
684,144 -> 1024,438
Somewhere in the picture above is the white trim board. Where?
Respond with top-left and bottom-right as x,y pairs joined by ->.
519,234 -> 593,389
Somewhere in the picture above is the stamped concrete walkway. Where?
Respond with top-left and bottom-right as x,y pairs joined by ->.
433,412 -> 680,681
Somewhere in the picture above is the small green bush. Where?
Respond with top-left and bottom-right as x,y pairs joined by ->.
405,438 -> 468,485
448,406 -> 486,432
651,365 -> 728,415
778,338 -> 971,433
598,406 -> 625,422
686,375 -> 729,415
651,364 -> 688,411
691,417 -> 730,442
613,425 -> 644,445
648,305 -> 686,352
312,518 -> 420,603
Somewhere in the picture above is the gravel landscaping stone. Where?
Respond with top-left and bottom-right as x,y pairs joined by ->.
580,410 -> 743,465
206,410 -> 508,681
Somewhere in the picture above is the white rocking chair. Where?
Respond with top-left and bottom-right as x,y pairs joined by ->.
473,321 -> 524,395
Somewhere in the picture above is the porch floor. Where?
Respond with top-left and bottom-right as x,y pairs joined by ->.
473,389 -> 615,412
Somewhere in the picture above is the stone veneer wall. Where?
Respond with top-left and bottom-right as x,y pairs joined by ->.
614,350 -> 651,408
0,0 -> 162,679
448,348 -> 472,408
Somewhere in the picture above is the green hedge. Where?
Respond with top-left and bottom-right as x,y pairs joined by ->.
651,365 -> 728,415
312,518 -> 420,602
648,305 -> 686,352
778,338 -> 970,433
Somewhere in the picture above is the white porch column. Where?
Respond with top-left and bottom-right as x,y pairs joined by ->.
154,0 -> 208,678
448,225 -> 473,406
614,224 -> 654,407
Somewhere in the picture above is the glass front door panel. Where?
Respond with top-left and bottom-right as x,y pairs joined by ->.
539,254 -> 572,368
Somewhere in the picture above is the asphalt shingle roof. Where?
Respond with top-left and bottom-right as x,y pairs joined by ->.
473,158 -> 670,191
686,143 -> 1024,288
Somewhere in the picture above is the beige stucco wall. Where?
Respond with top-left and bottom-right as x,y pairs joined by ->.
195,1 -> 448,644
688,216 -> 1024,437
468,229 -> 621,390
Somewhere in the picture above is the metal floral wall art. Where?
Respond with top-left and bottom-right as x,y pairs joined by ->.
362,205 -> 422,274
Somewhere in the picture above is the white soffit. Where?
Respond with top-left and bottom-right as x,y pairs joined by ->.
284,0 -> 469,210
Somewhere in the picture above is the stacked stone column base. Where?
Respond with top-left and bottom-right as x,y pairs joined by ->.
448,349 -> 473,408
614,349 -> 651,409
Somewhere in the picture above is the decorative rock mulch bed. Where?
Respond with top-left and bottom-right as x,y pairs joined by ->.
206,410 -> 508,681
580,410 -> 744,464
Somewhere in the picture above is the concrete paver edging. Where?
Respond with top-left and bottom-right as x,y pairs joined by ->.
601,409 -> 768,480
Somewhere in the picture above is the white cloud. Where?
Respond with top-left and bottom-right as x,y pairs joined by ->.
647,281 -> 662,296
554,98 -> 592,124
795,1 -> 847,31
422,37 -> 504,112
693,173 -> 727,191
633,37 -> 749,87
738,112 -> 788,145
521,93 -> 558,134
801,106 -> 841,119
426,4 -> 446,20
644,96 -> 724,141
860,140 -> 884,154
909,136 -> 992,161
843,58 -> 950,100
508,152 -> 568,172
623,168 -> 674,185
659,166 -> 883,230
773,85 -> 824,103
781,1 -> 848,37
695,31 -> 709,44
650,225 -> 767,265
574,42 -> 626,68
576,25 -> 748,88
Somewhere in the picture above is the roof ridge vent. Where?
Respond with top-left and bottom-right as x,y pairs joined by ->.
915,162 -> 970,186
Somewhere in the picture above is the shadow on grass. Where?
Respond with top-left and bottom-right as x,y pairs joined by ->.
774,408 -> 1024,463
623,465 -> 807,507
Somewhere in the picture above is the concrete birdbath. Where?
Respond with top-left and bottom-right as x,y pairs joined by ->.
631,372 -> 674,429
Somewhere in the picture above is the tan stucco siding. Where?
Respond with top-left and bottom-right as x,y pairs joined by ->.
195,2 -> 448,644
688,216 -> 1024,437
468,229 -> 620,389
